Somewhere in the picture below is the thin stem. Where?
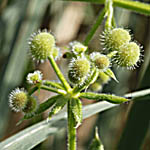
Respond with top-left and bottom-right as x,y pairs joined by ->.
67,101 -> 76,150
28,86 -> 39,96
48,55 -> 71,92
28,84 -> 66,96
41,85 -> 67,95
84,9 -> 105,46
80,92 -> 128,104
62,0 -> 150,16
105,0 -> 113,29
43,80 -> 64,90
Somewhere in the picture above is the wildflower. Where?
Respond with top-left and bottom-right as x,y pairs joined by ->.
90,52 -> 110,71
114,42 -> 141,69
27,70 -> 43,84
28,30 -> 55,62
101,28 -> 131,51
68,57 -> 91,84
69,41 -> 87,54
9,88 -> 28,112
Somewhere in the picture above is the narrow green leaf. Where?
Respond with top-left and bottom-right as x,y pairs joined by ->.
48,96 -> 68,119
0,101 -> 117,150
80,92 -> 128,104
70,98 -> 82,128
104,68 -> 119,83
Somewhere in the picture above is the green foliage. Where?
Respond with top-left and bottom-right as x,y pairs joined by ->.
0,0 -> 150,150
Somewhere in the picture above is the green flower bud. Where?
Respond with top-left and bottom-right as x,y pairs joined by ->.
9,88 -> 28,112
29,30 -> 55,62
68,57 -> 91,84
114,42 -> 141,69
102,28 -> 131,51
27,70 -> 43,84
98,71 -> 110,84
22,96 -> 37,114
90,82 -> 102,92
70,41 -> 87,54
90,52 -> 110,71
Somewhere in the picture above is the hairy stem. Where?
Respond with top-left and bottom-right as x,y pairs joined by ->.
41,85 -> 67,95
105,0 -> 113,29
43,80 -> 64,90
62,0 -> 150,16
67,101 -> 76,150
48,55 -> 71,92
84,9 -> 105,45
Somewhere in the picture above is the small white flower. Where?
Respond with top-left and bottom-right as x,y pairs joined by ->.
69,41 -> 87,54
27,70 -> 43,84
9,88 -> 28,112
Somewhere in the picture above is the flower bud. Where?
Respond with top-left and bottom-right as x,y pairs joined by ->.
29,30 -> 55,62
114,42 -> 141,69
90,52 -> 110,71
22,96 -> 37,114
90,82 -> 102,92
68,57 -> 91,84
27,70 -> 43,84
102,28 -> 131,51
98,71 -> 110,84
69,41 -> 87,54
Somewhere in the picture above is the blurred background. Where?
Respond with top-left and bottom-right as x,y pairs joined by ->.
0,0 -> 150,149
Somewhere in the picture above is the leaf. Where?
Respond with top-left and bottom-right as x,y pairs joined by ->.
104,68 -> 119,83
48,96 -> 68,119
89,127 -> 104,150
70,98 -> 82,128
80,92 -> 128,104
0,101 -> 117,150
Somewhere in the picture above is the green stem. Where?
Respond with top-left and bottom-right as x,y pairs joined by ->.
48,55 -> 71,92
41,85 -> 67,95
28,86 -> 39,96
28,84 -> 66,96
80,92 -> 128,104
43,80 -> 64,90
62,0 -> 150,16
105,0 -> 113,29
67,101 -> 76,150
84,9 -> 105,46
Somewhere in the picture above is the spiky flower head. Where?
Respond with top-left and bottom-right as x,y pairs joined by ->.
9,88 -> 28,112
29,30 -> 55,62
102,28 -> 131,51
22,96 -> 37,114
68,57 -> 91,84
69,41 -> 87,54
114,42 -> 141,69
27,70 -> 43,84
90,52 -> 110,71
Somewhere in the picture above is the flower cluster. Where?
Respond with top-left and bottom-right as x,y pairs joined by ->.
8,27 -> 143,116
101,28 -> 142,69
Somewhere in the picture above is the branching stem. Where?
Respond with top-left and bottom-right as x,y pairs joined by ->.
48,55 -> 72,92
